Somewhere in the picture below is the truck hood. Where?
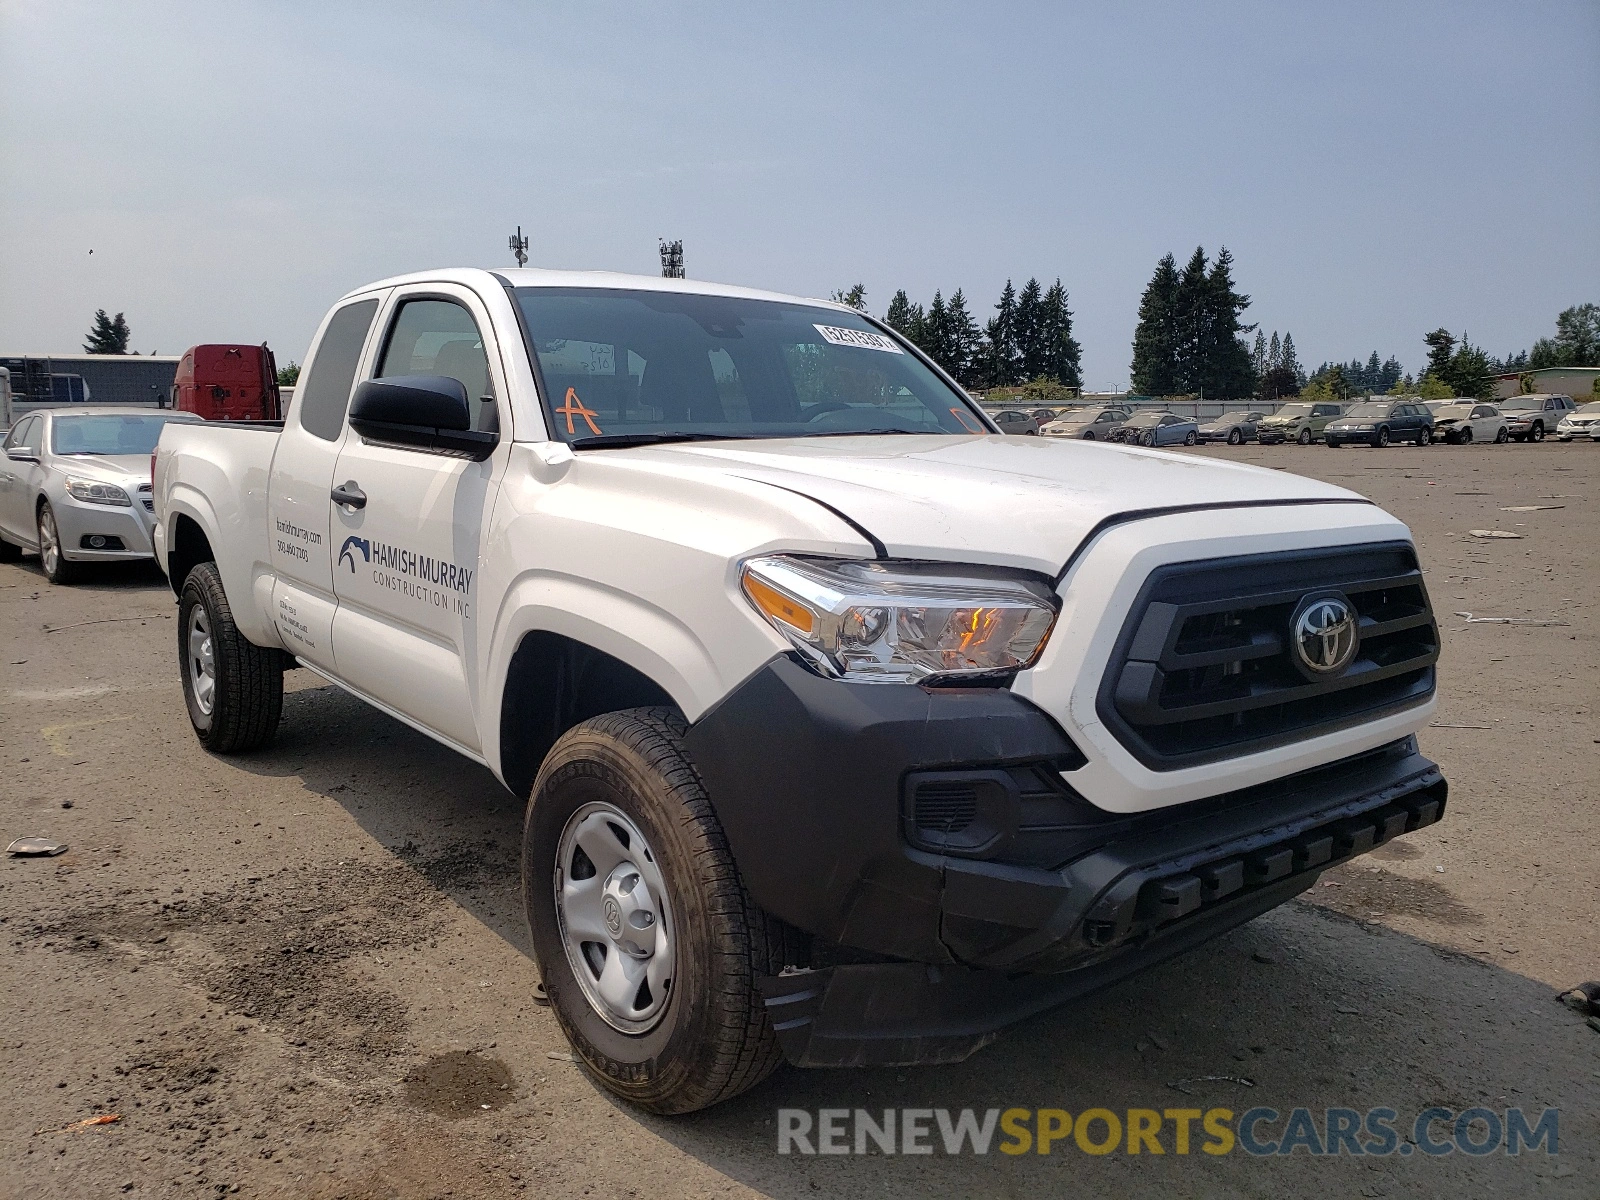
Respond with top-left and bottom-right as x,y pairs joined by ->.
603,434 -> 1365,575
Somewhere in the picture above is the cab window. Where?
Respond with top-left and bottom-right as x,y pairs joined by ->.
299,299 -> 379,441
376,298 -> 498,434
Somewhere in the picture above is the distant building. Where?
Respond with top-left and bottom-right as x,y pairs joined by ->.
1493,366 -> 1600,401
0,353 -> 181,414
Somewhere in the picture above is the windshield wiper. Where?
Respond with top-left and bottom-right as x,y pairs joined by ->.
799,428 -> 929,438
569,432 -> 767,449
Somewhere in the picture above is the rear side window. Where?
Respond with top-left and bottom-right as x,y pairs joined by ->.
298,299 -> 379,441
5,416 -> 40,453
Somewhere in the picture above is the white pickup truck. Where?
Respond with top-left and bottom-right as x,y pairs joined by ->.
153,268 -> 1447,1113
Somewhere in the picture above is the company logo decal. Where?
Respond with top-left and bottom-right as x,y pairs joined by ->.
339,535 -> 370,572
1291,593 -> 1359,676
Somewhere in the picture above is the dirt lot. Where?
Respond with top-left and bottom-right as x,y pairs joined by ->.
1,440 -> 1596,1199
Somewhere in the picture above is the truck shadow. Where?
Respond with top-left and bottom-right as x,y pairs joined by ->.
229,674 -> 1596,1195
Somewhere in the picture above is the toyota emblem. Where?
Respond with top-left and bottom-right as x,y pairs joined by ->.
1290,593 -> 1359,677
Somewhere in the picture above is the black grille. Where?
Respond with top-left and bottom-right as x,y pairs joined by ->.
1098,543 -> 1438,769
913,783 -> 978,834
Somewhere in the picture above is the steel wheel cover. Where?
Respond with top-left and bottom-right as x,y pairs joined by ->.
555,801 -> 675,1034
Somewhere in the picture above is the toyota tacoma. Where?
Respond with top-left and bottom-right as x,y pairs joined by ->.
152,268 -> 1447,1113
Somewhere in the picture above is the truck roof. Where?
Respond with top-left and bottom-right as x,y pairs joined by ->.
340,267 -> 855,313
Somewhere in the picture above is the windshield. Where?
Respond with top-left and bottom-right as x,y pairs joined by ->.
1213,411 -> 1253,423
1125,411 -> 1161,426
1344,403 -> 1390,419
514,288 -> 989,445
1271,404 -> 1312,418
50,413 -> 196,456
1499,399 -> 1538,411
1435,404 -> 1474,418
1579,402 -> 1600,415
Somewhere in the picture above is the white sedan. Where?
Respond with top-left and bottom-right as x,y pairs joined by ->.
1429,402 -> 1508,445
1555,401 -> 1600,442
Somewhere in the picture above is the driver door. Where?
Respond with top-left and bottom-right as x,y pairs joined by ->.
328,284 -> 511,753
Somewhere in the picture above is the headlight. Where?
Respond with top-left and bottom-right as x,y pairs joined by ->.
65,478 -> 132,506
740,555 -> 1058,684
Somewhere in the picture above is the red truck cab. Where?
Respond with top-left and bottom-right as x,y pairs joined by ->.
171,344 -> 281,421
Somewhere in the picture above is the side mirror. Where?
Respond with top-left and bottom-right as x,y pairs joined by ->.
6,448 -> 38,463
348,375 -> 496,460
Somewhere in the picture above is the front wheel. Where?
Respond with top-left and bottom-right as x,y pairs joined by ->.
1495,427 -> 1509,443
1461,427 -> 1474,444
524,708 -> 795,1114
1141,429 -> 1157,447
1082,431 -> 1095,440
37,502 -> 82,585
1297,428 -> 1312,445
1325,437 -> 1340,448
1530,422 -> 1545,443
178,561 -> 283,753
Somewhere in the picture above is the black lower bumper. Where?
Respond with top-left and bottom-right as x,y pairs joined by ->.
685,656 -> 1446,1067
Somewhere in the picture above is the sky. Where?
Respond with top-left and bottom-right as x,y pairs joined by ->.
2,1 -> 1597,390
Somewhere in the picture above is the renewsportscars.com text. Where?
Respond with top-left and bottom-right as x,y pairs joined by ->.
776,1106 -> 1559,1158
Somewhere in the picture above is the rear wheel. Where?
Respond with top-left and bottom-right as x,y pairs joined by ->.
1325,437 -> 1340,448
524,708 -> 795,1114
1417,427 -> 1431,446
1297,428 -> 1312,445
1082,431 -> 1095,440
1495,427 -> 1508,443
178,561 -> 283,752
37,502 -> 82,585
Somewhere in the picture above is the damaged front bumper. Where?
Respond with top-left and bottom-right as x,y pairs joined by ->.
685,655 -> 1446,1067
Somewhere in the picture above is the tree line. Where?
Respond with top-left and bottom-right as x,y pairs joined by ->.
834,279 -> 1083,392
1129,247 -> 1255,399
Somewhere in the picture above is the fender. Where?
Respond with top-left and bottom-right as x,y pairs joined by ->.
163,484 -> 283,649
478,568 -> 784,783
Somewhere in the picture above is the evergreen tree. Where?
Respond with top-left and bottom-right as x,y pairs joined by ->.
1130,254 -> 1181,396
1365,351 -> 1382,391
1014,278 -> 1046,380
1172,247 -> 1211,392
1039,279 -> 1082,388
922,291 -> 951,370
84,309 -> 131,354
944,289 -> 981,385
1267,331 -> 1281,369
830,283 -> 867,310
1554,302 -> 1600,365
1198,246 -> 1255,398
1251,331 -> 1267,379
1444,337 -> 1494,399
1423,329 -> 1456,381
986,280 -> 1020,387
1280,333 -> 1302,383
885,290 -> 924,346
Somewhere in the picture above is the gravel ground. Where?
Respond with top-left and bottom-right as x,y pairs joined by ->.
1,439 -> 1595,1198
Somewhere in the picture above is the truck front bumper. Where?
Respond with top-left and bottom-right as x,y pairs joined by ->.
686,656 -> 1446,1067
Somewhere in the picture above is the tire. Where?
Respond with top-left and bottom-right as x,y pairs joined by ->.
524,708 -> 796,1114
1325,437 -> 1340,448
37,501 -> 82,585
1495,427 -> 1508,444
1184,430 -> 1198,446
1082,431 -> 1095,440
1530,422 -> 1545,443
1461,427 -> 1473,444
1376,427 -> 1390,448
178,561 -> 283,753
1141,429 -> 1156,447
1297,428 -> 1312,445
0,536 -> 20,563
1417,427 -> 1431,447
1227,428 -> 1243,445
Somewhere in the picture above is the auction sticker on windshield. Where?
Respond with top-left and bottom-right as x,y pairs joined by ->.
814,324 -> 904,354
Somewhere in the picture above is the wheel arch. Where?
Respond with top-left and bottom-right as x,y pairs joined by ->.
496,629 -> 676,801
168,512 -> 216,597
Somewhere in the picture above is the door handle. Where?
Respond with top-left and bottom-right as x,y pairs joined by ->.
331,481 -> 367,509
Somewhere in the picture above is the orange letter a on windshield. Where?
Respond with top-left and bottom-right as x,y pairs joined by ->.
556,387 -> 603,436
